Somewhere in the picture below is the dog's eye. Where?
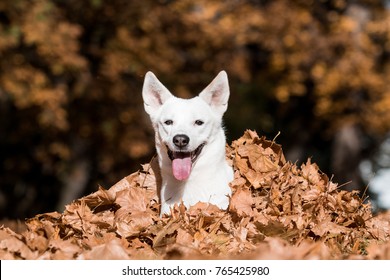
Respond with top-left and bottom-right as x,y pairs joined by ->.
195,120 -> 204,126
164,120 -> 173,125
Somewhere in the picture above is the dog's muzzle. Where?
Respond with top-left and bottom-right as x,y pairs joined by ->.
167,143 -> 205,162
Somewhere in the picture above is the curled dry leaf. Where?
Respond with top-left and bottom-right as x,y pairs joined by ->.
1,130 -> 389,259
229,187 -> 254,217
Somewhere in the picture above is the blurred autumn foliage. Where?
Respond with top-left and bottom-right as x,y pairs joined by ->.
1,0 -> 390,219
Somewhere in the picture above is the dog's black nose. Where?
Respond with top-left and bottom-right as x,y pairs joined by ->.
173,134 -> 190,149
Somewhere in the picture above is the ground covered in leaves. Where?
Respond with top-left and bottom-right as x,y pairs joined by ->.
1,130 -> 390,259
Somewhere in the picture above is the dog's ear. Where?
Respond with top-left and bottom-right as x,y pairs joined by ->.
199,71 -> 230,116
142,71 -> 173,115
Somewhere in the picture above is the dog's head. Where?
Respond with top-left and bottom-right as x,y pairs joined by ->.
142,71 -> 230,181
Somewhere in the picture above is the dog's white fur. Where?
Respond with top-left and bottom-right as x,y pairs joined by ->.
142,71 -> 233,215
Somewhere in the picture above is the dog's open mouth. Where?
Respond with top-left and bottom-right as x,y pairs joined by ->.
167,143 -> 205,181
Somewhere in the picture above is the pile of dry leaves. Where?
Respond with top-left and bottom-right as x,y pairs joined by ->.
1,130 -> 390,259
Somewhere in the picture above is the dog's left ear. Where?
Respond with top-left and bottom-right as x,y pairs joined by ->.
142,71 -> 173,115
199,71 -> 230,116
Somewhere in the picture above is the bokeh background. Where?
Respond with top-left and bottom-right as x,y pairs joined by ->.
1,0 -> 390,220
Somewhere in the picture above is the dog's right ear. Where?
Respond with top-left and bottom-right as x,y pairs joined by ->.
142,71 -> 173,115
199,71 -> 230,117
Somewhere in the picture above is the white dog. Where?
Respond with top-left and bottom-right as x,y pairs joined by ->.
142,71 -> 233,215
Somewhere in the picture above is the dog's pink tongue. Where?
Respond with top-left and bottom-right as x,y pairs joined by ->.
172,157 -> 192,181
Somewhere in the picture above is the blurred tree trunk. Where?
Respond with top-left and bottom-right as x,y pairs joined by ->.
56,137 -> 91,210
331,123 -> 365,192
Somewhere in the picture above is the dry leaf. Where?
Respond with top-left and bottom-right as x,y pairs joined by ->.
229,187 -> 253,216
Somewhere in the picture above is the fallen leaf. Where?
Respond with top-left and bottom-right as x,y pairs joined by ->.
229,187 -> 253,216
